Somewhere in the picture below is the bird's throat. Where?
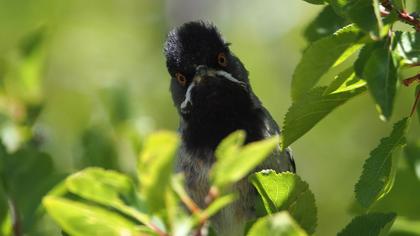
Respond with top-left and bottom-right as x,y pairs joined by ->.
180,104 -> 266,158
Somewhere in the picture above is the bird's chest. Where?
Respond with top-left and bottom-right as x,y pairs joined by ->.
175,146 -> 254,235
175,147 -> 214,207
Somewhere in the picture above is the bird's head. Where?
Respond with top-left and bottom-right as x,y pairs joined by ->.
164,21 -> 254,120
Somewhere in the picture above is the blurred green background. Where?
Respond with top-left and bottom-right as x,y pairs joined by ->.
0,0 -> 419,235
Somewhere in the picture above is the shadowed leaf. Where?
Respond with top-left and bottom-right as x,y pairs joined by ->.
338,212 -> 396,236
355,118 -> 409,208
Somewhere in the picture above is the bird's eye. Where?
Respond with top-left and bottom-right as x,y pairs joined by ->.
175,73 -> 187,86
217,52 -> 228,67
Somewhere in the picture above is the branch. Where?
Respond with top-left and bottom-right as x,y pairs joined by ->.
402,74 -> 420,87
410,89 -> 420,117
193,186 -> 220,236
381,0 -> 420,31
9,199 -> 22,236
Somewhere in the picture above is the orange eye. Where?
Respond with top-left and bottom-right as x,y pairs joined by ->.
175,73 -> 187,86
217,52 -> 228,67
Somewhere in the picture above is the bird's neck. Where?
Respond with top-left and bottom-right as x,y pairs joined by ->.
180,103 -> 266,157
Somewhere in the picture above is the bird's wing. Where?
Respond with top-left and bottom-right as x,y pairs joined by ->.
261,107 -> 296,173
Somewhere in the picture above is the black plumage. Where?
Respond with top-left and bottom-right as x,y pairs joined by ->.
164,21 -> 295,235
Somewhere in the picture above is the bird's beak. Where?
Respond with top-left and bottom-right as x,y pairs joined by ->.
180,65 -> 247,114
180,65 -> 209,114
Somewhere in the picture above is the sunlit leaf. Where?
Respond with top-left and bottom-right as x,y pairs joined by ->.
43,197 -> 142,236
247,211 -> 307,236
282,85 -> 365,148
355,118 -> 409,208
292,25 -> 363,100
249,171 -> 317,234
65,167 -> 147,220
195,194 -> 236,225
137,131 -> 180,214
323,67 -> 366,94
211,132 -> 279,189
338,212 -> 396,236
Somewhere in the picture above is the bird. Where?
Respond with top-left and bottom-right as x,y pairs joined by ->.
164,21 -> 295,236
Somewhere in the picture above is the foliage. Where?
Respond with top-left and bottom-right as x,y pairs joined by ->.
284,0 -> 420,235
249,171 -> 317,234
0,0 -> 419,235
41,132 -> 316,235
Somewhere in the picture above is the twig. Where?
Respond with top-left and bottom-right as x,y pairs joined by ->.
410,89 -> 420,116
9,199 -> 22,236
148,222 -> 169,236
402,74 -> 420,87
403,62 -> 420,68
204,186 -> 220,205
381,0 -> 420,31
179,194 -> 202,215
193,186 -> 220,236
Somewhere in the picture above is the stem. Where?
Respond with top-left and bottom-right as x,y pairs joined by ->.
8,199 -> 22,236
148,222 -> 169,236
402,74 -> 420,87
381,0 -> 420,31
179,194 -> 202,215
410,89 -> 420,117
193,186 -> 220,236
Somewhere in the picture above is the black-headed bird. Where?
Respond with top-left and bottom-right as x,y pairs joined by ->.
164,21 -> 295,236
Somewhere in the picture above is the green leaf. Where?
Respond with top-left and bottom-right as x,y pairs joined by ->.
211,133 -> 279,189
304,5 -> 348,42
354,41 -> 384,78
65,167 -> 149,224
354,169 -> 420,220
363,44 -> 399,120
195,194 -> 236,225
338,212 -> 396,236
331,0 -> 385,39
66,167 -> 134,206
43,197 -> 141,236
214,130 -> 246,165
2,147 -> 62,232
292,25 -> 363,100
323,67 -> 366,94
394,32 -> 420,64
249,171 -> 317,234
355,117 -> 409,208
137,131 -> 180,214
282,85 -> 365,148
247,211 -> 307,236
